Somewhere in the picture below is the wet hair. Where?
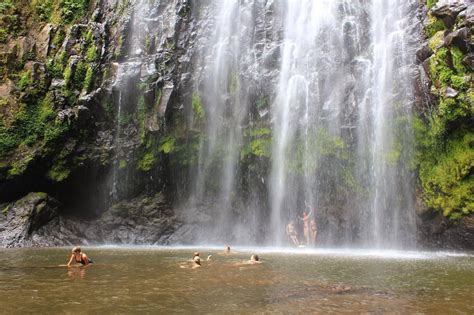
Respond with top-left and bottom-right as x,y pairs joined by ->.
251,254 -> 259,261
72,246 -> 81,253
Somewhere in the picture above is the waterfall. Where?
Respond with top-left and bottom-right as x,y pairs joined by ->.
135,0 -> 420,247
367,0 -> 417,248
185,0 -> 262,243
268,0 -> 418,248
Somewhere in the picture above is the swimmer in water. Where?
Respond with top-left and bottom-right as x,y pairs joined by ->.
192,252 -> 201,268
218,245 -> 232,256
66,246 -> 93,267
246,254 -> 261,264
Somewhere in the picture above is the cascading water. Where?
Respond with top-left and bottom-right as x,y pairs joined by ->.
185,0 -> 266,243
125,0 -> 421,248
366,0 -> 418,248
269,0 -> 418,248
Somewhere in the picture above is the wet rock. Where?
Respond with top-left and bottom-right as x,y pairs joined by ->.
416,45 -> 433,63
0,79 -> 16,97
23,61 -> 47,84
0,193 -> 59,247
36,24 -> 52,59
1,193 -> 178,247
263,45 -> 281,69
444,27 -> 471,52
445,86 -> 459,98
463,53 -> 474,71
50,78 -> 66,89
431,1 -> 467,28
16,36 -> 36,61
418,213 -> 474,250
456,7 -> 473,27
113,61 -> 142,90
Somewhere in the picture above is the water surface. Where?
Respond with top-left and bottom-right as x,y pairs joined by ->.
1,247 -> 473,313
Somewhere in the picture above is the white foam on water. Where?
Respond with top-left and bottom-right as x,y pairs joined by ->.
88,244 -> 474,260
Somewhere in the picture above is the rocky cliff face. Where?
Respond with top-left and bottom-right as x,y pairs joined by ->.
0,0 -> 472,249
414,0 -> 474,249
0,0 -> 189,246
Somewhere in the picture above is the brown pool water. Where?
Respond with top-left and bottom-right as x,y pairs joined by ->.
0,247 -> 473,313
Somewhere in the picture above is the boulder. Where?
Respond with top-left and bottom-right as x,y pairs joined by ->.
36,24 -> 53,59
444,27 -> 471,52
416,44 -> 434,63
0,193 -> 59,247
431,1 -> 467,28
456,5 -> 474,26
16,36 -> 36,61
463,53 -> 474,70
0,79 -> 15,97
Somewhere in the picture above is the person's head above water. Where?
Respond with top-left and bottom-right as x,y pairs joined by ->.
250,254 -> 259,262
192,252 -> 201,266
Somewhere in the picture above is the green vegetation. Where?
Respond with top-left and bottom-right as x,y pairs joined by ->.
144,35 -> 152,53
157,119 -> 201,167
83,66 -> 94,92
0,94 -> 69,162
114,36 -> 124,60
119,159 -> 127,169
17,70 -> 32,91
427,0 -> 438,9
0,0 -> 18,43
137,95 -> 147,143
416,126 -> 474,218
2,204 -> 10,215
241,127 -> 272,159
47,162 -> 70,182
415,10 -> 474,219
117,0 -> 130,15
32,0 -> 90,26
255,96 -> 268,109
59,0 -> 90,24
229,73 -> 239,94
64,61 -> 88,90
138,152 -> 156,171
425,16 -> 445,38
8,152 -> 34,177
86,42 -> 98,63
159,136 -> 176,154
165,38 -> 176,50
32,0 -> 53,22
192,94 -> 205,123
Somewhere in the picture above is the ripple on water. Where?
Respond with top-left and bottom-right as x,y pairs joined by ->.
0,247 -> 472,313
